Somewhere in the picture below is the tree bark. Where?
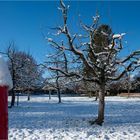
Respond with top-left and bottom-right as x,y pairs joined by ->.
10,69 -> 15,107
49,90 -> 51,100
57,88 -> 61,103
56,70 -> 61,103
27,92 -> 30,101
94,84 -> 105,125
10,89 -> 15,107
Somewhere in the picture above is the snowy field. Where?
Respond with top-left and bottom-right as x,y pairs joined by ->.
8,95 -> 140,140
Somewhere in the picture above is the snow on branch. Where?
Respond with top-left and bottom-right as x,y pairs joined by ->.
80,22 -> 91,31
47,37 -> 68,51
92,14 -> 100,23
48,66 -> 100,84
137,59 -> 140,64
56,2 -> 98,76
108,60 -> 139,81
101,31 -> 108,36
113,33 -> 126,39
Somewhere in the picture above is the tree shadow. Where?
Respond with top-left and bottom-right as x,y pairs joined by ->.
9,96 -> 140,130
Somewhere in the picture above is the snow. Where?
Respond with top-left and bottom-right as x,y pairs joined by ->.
101,31 -> 108,36
58,7 -> 62,11
108,44 -> 113,49
92,15 -> 100,22
67,5 -> 70,9
137,59 -> 140,64
47,38 -> 53,42
9,96 -> 140,140
78,34 -> 82,37
81,42 -> 89,46
0,55 -> 13,90
113,33 -> 126,39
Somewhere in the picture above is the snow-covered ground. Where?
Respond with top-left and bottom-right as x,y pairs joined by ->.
8,95 -> 140,140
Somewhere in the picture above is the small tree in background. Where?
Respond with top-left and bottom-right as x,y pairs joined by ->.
1,42 -> 43,107
44,47 -> 72,103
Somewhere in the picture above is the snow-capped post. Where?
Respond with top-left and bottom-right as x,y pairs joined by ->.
0,55 -> 13,140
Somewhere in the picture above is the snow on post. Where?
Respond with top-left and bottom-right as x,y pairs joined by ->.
0,55 -> 13,90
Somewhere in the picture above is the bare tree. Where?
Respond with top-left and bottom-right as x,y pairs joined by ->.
45,65 -> 62,103
0,43 -> 24,107
46,0 -> 140,125
43,73 -> 62,103
44,47 -> 70,103
1,42 -> 43,107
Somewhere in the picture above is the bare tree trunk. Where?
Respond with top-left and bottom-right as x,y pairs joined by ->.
88,83 -> 105,125
57,89 -> 61,103
94,91 -> 98,101
10,69 -> 15,107
27,92 -> 30,101
56,70 -> 61,103
95,84 -> 105,125
10,89 -> 15,107
49,90 -> 51,100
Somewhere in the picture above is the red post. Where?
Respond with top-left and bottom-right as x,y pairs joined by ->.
0,86 -> 8,140
0,55 -> 13,140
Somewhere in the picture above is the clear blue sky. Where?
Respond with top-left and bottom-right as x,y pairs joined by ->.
0,1 -> 140,64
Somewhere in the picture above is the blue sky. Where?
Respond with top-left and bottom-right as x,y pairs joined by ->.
0,1 -> 140,64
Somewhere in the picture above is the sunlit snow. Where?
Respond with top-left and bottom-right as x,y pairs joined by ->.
9,95 -> 140,140
0,55 -> 13,89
